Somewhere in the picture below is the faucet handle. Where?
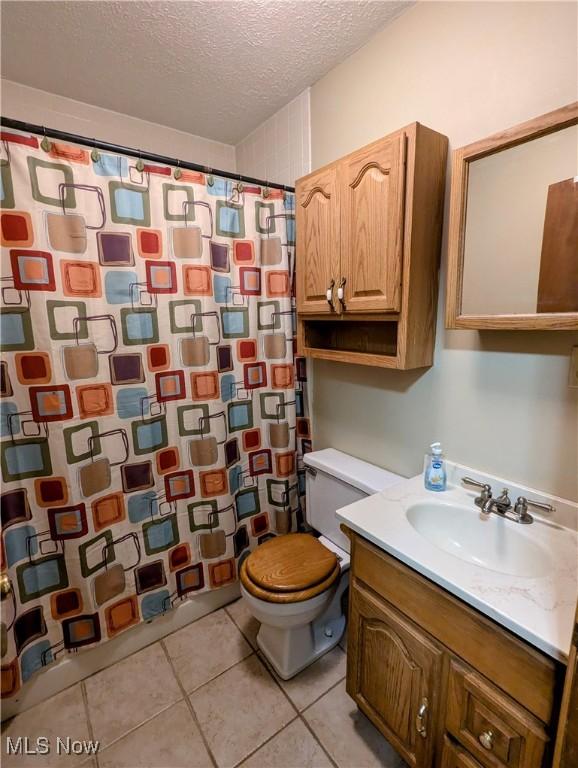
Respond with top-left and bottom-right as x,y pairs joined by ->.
516,496 -> 555,514
513,496 -> 555,524
462,476 -> 490,490
462,477 -> 492,501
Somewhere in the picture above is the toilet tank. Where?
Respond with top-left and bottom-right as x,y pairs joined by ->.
303,449 -> 403,552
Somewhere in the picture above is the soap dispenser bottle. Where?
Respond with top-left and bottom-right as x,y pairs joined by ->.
424,442 -> 447,491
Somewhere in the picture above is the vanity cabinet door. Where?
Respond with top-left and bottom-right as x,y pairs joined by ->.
296,164 -> 341,314
340,131 -> 406,313
347,581 -> 443,767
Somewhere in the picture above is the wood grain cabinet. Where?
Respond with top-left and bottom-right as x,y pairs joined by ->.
445,660 -> 548,768
296,165 -> 340,315
344,529 -> 561,768
296,123 -> 448,369
348,582 -> 443,767
340,131 -> 405,314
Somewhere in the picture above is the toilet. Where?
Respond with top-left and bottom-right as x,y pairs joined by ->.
240,448 -> 402,679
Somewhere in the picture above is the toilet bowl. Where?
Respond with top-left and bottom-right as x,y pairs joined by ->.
240,533 -> 350,679
240,448 -> 403,680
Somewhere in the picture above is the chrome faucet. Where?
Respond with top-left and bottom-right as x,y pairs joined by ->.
481,487 -> 511,517
461,477 -> 555,524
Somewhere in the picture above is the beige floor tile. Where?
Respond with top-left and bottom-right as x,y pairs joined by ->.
190,655 -> 295,768
98,700 -> 212,768
303,680 -> 406,768
266,646 -> 347,711
2,684 -> 92,768
225,598 -> 260,649
164,608 -> 252,692
240,719 -> 332,768
84,642 -> 181,748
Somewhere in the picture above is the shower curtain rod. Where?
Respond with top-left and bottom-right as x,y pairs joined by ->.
0,116 -> 296,193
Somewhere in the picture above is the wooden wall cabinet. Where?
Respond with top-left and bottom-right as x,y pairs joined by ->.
344,529 -> 562,768
296,165 -> 341,315
340,130 -> 405,314
296,122 -> 448,369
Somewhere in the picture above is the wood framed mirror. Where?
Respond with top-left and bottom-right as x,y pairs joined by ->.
446,103 -> 578,330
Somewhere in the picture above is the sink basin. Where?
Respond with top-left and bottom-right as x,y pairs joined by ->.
406,501 -> 552,578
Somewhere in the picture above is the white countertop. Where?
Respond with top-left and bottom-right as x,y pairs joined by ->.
336,467 -> 578,662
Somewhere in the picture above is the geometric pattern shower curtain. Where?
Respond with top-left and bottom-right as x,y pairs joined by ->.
0,128 -> 310,698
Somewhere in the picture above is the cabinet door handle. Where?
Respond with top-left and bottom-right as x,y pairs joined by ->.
337,277 -> 346,308
326,279 -> 335,310
415,697 -> 428,738
478,730 -> 494,751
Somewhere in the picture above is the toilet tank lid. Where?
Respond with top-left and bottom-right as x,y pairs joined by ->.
303,449 -> 404,495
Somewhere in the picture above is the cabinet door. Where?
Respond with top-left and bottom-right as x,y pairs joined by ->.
341,131 -> 406,313
347,581 -> 443,767
296,165 -> 341,314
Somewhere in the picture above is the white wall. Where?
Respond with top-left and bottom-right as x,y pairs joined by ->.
235,89 -> 311,186
309,1 -> 578,501
1,80 -> 236,172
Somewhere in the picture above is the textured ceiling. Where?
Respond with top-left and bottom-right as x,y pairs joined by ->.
0,0 -> 412,144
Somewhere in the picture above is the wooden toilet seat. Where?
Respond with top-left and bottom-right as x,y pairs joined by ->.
240,533 -> 340,603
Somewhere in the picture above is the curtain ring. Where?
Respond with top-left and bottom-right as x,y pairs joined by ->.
263,181 -> 270,199
174,159 -> 182,180
90,139 -> 100,163
206,168 -> 214,187
40,126 -> 51,153
135,149 -> 144,173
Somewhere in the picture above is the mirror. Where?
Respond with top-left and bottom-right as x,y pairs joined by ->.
446,103 -> 578,330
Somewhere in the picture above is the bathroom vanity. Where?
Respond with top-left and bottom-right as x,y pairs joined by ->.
337,467 -> 577,768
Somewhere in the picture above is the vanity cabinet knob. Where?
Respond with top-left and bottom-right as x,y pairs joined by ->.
478,730 -> 494,750
415,698 -> 428,738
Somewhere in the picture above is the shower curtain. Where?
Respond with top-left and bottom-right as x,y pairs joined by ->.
0,128 -> 310,698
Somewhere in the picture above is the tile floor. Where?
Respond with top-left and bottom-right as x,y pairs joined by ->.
2,599 -> 406,768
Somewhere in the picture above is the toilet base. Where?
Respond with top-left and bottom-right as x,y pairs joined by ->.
257,614 -> 345,680
255,574 -> 348,680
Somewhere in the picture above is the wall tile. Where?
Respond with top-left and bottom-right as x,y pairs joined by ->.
236,88 -> 311,186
